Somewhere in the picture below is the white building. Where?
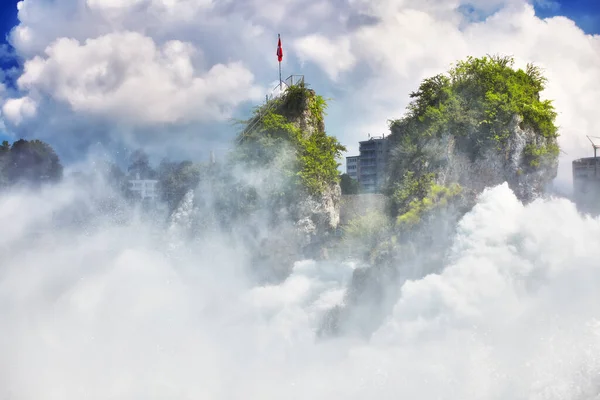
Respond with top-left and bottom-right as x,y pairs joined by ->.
129,173 -> 159,201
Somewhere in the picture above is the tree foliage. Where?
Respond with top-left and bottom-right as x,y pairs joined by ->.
236,81 -> 346,196
0,140 -> 10,188
101,152 -> 206,211
387,170 -> 462,229
0,139 -> 63,187
393,55 -> 558,145
340,173 -> 359,195
157,159 -> 203,211
342,209 -> 392,261
127,149 -> 156,179
385,54 -> 559,221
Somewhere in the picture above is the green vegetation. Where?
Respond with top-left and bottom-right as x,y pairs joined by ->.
384,54 -> 559,223
396,182 -> 462,228
340,173 -> 359,194
128,149 -> 157,179
0,139 -> 63,188
338,55 -> 562,266
524,142 -> 560,168
157,159 -> 203,210
99,148 -> 208,212
236,81 -> 346,196
342,209 -> 392,260
394,55 -> 558,145
389,171 -> 462,228
0,141 -> 9,188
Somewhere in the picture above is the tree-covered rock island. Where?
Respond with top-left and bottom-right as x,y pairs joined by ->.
164,55 -> 560,297
167,80 -> 347,282
322,55 -> 560,337
235,81 -> 346,235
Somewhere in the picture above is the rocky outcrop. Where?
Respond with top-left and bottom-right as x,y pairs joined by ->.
294,182 -> 341,235
320,113 -> 560,339
249,84 -> 343,240
167,83 -> 344,282
288,91 -> 325,139
339,194 -> 388,226
435,114 -> 558,205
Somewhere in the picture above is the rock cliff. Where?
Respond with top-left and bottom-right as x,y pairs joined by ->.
389,114 -> 559,210
321,55 -> 561,338
235,82 -> 345,238
168,81 -> 345,282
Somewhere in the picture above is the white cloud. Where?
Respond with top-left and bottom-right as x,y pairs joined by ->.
85,0 -> 215,23
293,35 -> 356,80
2,96 -> 37,125
11,31 -> 263,125
533,0 -> 561,11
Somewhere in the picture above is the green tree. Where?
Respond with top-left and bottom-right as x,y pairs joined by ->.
398,54 -> 558,143
0,140 -> 10,188
386,54 -> 559,220
6,139 -> 63,185
97,160 -> 130,196
157,159 -> 203,210
236,81 -> 346,197
340,173 -> 359,194
127,149 -> 155,179
342,209 -> 392,261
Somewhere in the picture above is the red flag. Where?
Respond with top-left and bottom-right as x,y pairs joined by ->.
277,36 -> 283,62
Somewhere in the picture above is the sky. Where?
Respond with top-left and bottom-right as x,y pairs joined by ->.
0,0 -> 598,192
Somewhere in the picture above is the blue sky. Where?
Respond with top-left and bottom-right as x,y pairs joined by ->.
0,0 -> 17,69
0,0 -> 598,191
535,0 -> 600,34
0,0 -> 16,143
0,1 -> 17,43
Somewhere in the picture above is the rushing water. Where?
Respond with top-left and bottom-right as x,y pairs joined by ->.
1,176 -> 600,400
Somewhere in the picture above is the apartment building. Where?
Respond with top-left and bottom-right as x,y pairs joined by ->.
345,134 -> 390,193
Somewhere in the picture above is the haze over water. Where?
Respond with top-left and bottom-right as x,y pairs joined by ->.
1,170 -> 599,399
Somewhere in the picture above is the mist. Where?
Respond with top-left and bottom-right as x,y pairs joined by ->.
0,152 -> 599,400
0,0 -> 598,395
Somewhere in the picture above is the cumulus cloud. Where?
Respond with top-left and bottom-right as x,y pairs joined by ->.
11,31 -> 263,125
293,34 -> 356,80
2,96 -> 37,125
1,0 -> 599,192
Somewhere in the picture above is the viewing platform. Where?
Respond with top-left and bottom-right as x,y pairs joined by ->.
239,74 -> 305,142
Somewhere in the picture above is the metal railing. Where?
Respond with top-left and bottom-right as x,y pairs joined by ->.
268,74 -> 305,101
284,75 -> 304,87
238,75 -> 305,142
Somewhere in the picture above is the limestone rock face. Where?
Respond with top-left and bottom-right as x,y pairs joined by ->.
320,114 -> 560,339
167,85 -> 342,282
282,88 -> 341,238
288,88 -> 325,139
294,181 -> 341,235
435,114 -> 558,205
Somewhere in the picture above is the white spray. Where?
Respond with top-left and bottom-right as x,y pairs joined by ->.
1,174 -> 599,399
